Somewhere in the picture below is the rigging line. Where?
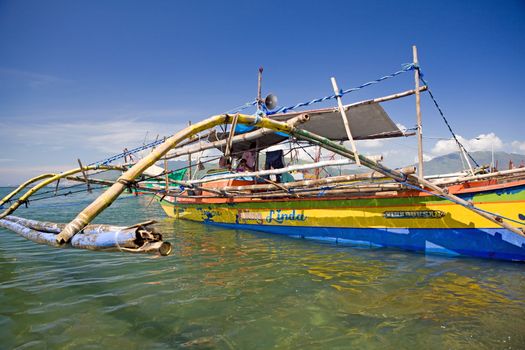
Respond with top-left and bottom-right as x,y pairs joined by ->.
8,169 -> 118,202
88,101 -> 257,167
16,191 -> 139,210
10,167 -> 120,202
418,71 -> 480,168
294,141 -> 332,177
136,156 -> 222,183
270,63 -> 416,114
19,185 -> 108,204
11,180 -> 92,203
222,100 -> 257,114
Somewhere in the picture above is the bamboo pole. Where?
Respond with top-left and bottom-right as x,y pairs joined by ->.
272,87 -> 428,118
164,156 -> 169,192
56,111 -> 524,243
331,77 -> 361,166
217,166 -> 416,192
224,115 -> 238,161
289,123 -> 525,237
0,173 -> 55,207
0,169 -> 128,210
162,87 -> 428,161
165,125 -> 281,160
348,86 -> 428,108
0,165 -> 125,219
459,145 -> 475,175
187,122 -> 193,179
413,45 -> 424,178
175,188 -> 401,200
55,113 -> 310,244
54,179 -> 60,196
232,184 -> 403,199
184,157 -> 382,186
413,175 -> 525,237
77,159 -> 92,193
1,216 -> 171,255
255,176 -> 299,197
431,167 -> 525,186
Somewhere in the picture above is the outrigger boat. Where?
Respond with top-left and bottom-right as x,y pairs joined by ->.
2,47 -> 524,261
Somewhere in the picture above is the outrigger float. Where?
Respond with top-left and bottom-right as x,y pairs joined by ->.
1,46 -> 524,261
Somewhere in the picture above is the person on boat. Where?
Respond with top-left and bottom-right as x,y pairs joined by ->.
264,149 -> 285,182
236,159 -> 249,172
241,150 -> 256,171
218,156 -> 231,170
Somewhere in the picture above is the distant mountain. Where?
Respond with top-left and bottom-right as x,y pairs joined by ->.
423,151 -> 525,175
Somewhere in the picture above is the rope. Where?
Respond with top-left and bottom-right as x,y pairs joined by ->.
87,101 -> 257,167
89,139 -> 167,166
270,63 -> 416,114
85,64 -> 412,167
417,69 -> 480,168
223,100 -> 257,114
14,191 -> 139,210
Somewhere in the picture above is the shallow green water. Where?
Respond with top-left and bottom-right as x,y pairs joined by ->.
1,188 -> 524,349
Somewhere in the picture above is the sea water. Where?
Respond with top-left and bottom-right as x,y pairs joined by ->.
0,188 -> 524,349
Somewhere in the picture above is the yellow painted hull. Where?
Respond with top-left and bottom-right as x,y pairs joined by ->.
158,182 -> 525,261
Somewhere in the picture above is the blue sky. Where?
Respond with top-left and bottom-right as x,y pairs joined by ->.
1,0 -> 524,185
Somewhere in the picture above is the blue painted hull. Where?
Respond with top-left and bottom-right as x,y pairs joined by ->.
206,222 -> 525,262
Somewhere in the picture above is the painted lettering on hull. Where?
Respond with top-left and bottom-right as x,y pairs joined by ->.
265,209 -> 307,224
383,210 -> 445,219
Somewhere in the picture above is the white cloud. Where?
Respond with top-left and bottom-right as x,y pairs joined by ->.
396,123 -> 408,132
468,133 -> 503,151
0,164 -> 73,187
423,153 -> 434,162
356,139 -> 383,149
430,133 -> 503,156
511,141 -> 525,153
0,119 -> 188,184
1,119 -> 186,154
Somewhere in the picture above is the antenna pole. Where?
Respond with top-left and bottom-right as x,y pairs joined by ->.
257,67 -> 263,110
413,45 -> 424,179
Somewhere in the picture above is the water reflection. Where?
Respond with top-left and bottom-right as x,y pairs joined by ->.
0,188 -> 524,349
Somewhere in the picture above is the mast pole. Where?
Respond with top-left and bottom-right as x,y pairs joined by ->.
257,67 -> 263,110
187,121 -> 192,179
413,45 -> 424,179
164,156 -> 169,192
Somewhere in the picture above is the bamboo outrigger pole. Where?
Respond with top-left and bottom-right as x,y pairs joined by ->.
0,173 -> 55,208
54,113 -> 310,244
56,112 -> 524,244
0,165 -> 126,219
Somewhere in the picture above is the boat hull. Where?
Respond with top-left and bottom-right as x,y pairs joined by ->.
159,181 -> 525,262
